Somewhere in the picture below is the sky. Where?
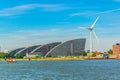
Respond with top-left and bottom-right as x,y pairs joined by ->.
0,0 -> 120,52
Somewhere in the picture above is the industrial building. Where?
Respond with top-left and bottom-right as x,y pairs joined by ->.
113,43 -> 120,56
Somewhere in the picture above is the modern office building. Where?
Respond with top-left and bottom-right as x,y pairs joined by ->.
113,43 -> 120,56
14,45 -> 41,56
9,47 -> 25,55
30,42 -> 62,56
9,38 -> 86,57
45,38 -> 86,57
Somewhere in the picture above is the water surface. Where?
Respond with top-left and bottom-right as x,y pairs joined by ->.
0,60 -> 119,80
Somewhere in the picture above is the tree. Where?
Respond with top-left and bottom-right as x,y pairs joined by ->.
16,53 -> 24,58
0,53 -> 6,58
108,49 -> 113,55
83,51 -> 87,56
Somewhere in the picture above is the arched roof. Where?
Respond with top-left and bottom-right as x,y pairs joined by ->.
30,42 -> 61,56
9,47 -> 25,53
45,38 -> 86,57
14,45 -> 41,56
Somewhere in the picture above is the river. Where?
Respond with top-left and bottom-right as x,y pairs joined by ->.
0,60 -> 119,80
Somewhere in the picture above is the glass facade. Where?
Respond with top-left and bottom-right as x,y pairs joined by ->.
9,47 -> 25,55
15,45 -> 41,56
9,38 -> 86,57
32,42 -> 61,56
45,38 -> 86,57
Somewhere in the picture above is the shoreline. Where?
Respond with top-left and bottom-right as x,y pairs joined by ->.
1,57 -> 120,61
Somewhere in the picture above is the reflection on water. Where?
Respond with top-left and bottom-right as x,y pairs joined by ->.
0,60 -> 119,80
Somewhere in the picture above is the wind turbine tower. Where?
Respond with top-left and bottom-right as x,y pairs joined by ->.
86,16 -> 99,53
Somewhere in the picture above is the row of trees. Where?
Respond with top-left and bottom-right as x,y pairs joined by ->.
0,52 -> 24,59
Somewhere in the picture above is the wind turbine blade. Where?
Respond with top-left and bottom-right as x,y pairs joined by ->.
93,30 -> 99,42
79,27 -> 87,30
91,16 -> 99,29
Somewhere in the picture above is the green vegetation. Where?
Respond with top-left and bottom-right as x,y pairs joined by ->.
83,51 -> 87,56
35,55 -> 43,58
108,49 -> 113,55
6,52 -> 15,58
0,52 -> 24,59
16,53 -> 24,58
91,52 -> 96,57
0,52 -> 6,58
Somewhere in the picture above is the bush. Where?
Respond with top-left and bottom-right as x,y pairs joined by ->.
108,49 -> 113,55
0,53 -> 6,58
83,51 -> 87,56
16,53 -> 24,58
92,52 -> 96,57
36,55 -> 42,58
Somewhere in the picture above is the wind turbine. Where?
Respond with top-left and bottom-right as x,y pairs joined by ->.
81,16 -> 99,53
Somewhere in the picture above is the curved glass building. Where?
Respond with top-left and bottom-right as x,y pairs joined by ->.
9,38 -> 86,57
9,47 -> 25,56
45,38 -> 86,57
30,42 -> 61,56
15,45 -> 41,56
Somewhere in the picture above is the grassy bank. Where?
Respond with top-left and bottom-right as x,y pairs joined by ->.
0,56 -> 119,61
23,56 -> 85,60
0,56 -> 85,61
32,57 -> 84,60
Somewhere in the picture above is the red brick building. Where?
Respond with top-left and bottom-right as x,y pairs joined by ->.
113,43 -> 120,55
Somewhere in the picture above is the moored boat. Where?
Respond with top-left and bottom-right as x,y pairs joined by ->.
6,59 -> 16,62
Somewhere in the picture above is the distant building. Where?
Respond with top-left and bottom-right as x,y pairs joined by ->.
113,43 -> 120,56
24,54 -> 37,58
3,50 -> 9,53
103,52 -> 109,59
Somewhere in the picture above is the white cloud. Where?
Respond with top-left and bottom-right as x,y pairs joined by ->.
69,11 -> 95,17
95,8 -> 120,14
69,8 -> 120,17
18,29 -> 59,36
0,4 -> 70,16
0,28 -> 83,42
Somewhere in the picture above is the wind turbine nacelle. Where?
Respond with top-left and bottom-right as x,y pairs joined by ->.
86,28 -> 93,31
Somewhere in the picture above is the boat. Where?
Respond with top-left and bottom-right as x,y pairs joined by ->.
6,58 -> 16,62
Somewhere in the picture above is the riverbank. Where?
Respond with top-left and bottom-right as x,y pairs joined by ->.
16,57 -> 85,61
0,57 -> 84,61
1,57 -> 119,61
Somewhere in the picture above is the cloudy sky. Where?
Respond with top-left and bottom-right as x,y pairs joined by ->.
0,0 -> 120,52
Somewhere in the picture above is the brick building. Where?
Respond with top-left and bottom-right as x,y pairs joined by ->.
113,43 -> 120,56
